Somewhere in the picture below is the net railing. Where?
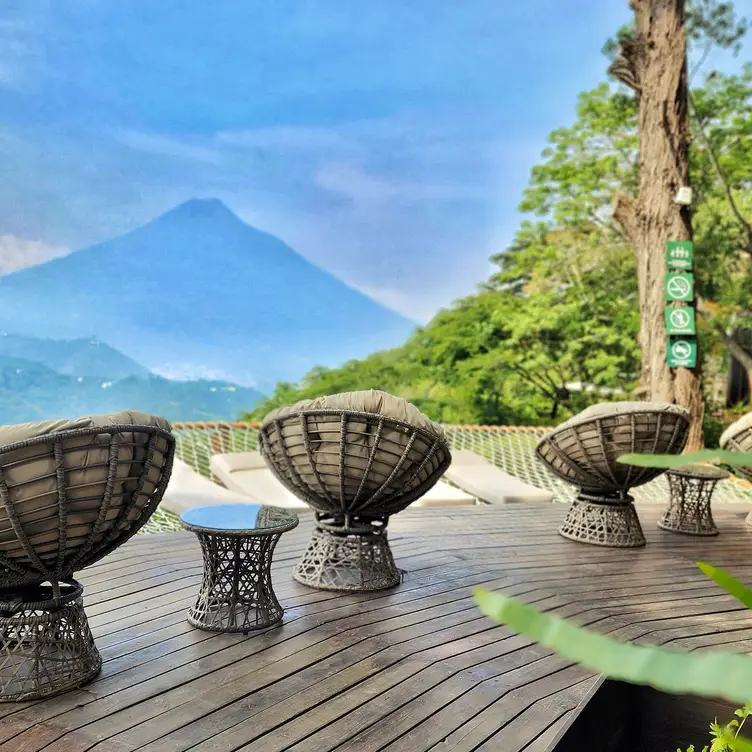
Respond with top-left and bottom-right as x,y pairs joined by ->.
138,420 -> 752,534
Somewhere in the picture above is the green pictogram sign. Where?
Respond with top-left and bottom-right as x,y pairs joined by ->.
667,337 -> 697,368
664,306 -> 696,335
664,272 -> 694,302
666,240 -> 693,270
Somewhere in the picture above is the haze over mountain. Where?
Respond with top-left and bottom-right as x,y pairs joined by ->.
0,200 -> 416,391
0,334 -> 264,423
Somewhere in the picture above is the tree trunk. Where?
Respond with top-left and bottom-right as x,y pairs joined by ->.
612,0 -> 705,450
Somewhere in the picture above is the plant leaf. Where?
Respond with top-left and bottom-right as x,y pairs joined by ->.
697,562 -> 752,610
617,450 -> 752,469
474,587 -> 752,705
722,728 -> 752,751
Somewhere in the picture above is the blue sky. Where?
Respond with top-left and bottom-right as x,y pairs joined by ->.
1,0 -> 751,321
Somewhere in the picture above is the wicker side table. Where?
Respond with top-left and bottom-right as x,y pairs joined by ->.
180,503 -> 298,634
659,465 -> 729,536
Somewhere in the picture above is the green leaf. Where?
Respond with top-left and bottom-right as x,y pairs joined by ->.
617,450 -> 752,469
474,587 -> 752,705
697,562 -> 752,610
722,728 -> 752,751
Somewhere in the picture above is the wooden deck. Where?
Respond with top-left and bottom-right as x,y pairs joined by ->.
3,502 -> 752,752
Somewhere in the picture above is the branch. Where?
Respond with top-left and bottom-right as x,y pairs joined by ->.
612,191 -> 638,240
608,37 -> 641,93
689,93 -> 752,258
697,301 -> 752,371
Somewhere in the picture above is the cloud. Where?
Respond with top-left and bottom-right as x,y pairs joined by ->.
115,130 -> 223,164
0,235 -> 70,275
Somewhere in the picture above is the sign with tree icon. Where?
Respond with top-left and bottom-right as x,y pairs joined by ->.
664,306 -> 696,335
664,272 -> 694,302
666,337 -> 697,368
666,240 -> 693,270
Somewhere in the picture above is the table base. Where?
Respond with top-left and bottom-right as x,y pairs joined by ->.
0,580 -> 101,701
559,494 -> 645,548
661,472 -> 720,536
189,531 -> 284,633
294,527 -> 401,592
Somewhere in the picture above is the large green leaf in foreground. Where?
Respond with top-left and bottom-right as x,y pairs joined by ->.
474,587 -> 752,705
616,450 -> 752,469
697,561 -> 752,610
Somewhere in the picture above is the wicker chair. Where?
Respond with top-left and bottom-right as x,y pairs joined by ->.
0,411 -> 174,701
536,401 -> 690,547
259,390 -> 451,591
720,411 -> 752,524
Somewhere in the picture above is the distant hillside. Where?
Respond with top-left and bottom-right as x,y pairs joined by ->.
0,333 -> 148,380
0,354 -> 264,423
0,199 -> 416,391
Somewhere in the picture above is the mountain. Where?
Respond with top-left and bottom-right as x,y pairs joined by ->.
0,353 -> 264,423
0,200 -> 416,391
0,333 -> 148,380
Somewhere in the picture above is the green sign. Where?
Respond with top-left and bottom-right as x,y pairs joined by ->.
664,306 -> 696,335
667,337 -> 697,368
664,272 -> 694,302
666,240 -> 693,270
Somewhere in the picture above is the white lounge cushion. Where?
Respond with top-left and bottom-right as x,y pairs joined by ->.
444,450 -> 554,504
211,451 -> 476,509
210,452 -> 308,509
161,458 -> 253,516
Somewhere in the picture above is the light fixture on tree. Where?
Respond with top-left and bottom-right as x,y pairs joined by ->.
674,186 -> 693,206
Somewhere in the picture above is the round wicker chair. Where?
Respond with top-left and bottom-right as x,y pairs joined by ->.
720,410 -> 752,524
0,411 -> 174,701
536,401 -> 690,547
259,390 -> 451,591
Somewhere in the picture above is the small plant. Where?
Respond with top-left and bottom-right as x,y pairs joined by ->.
677,702 -> 752,751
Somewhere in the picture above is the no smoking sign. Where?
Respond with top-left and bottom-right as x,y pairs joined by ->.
664,272 -> 694,302
664,306 -> 695,335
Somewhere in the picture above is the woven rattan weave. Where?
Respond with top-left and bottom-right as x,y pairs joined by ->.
720,411 -> 752,482
659,465 -> 728,536
180,504 -> 298,633
259,397 -> 451,591
0,580 -> 100,701
536,402 -> 690,548
0,421 -> 174,700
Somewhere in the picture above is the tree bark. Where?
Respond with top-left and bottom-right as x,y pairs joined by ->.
613,0 -> 705,450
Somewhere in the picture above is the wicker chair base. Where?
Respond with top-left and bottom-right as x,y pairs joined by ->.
659,472 -> 721,537
559,495 -> 646,548
0,580 -> 101,701
293,528 -> 401,592
188,530 -> 285,634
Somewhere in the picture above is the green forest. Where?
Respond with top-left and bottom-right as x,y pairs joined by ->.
248,17 -> 752,433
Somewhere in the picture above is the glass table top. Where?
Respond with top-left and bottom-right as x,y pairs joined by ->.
180,503 -> 299,535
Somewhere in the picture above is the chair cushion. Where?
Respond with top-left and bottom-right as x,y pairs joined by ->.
260,390 -> 449,516
262,389 -> 444,441
720,411 -> 752,451
0,411 -> 172,581
551,401 -> 688,435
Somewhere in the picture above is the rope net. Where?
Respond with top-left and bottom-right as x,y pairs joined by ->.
138,421 -> 752,534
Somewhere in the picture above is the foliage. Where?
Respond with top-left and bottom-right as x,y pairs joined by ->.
474,559 -> 752,750
617,449 -> 752,469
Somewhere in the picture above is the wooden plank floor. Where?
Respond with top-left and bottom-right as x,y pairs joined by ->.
3,502 -> 752,752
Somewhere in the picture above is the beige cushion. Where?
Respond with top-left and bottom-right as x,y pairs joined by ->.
263,389 -> 445,441
0,411 -> 172,575
720,411 -> 752,451
554,401 -> 688,433
261,390 -> 449,513
445,450 -> 554,504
